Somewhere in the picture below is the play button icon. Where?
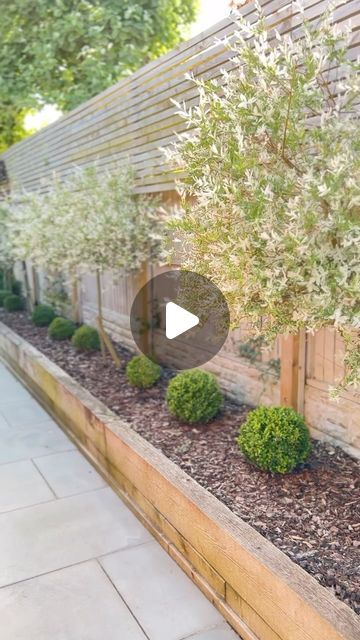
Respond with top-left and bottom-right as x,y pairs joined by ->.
165,302 -> 199,339
130,270 -> 230,370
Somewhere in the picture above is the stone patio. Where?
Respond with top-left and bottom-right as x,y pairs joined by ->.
0,361 -> 239,640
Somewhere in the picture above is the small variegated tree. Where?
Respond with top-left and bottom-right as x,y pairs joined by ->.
0,200 -> 33,305
8,180 -> 81,313
11,164 -> 165,362
167,1 -> 360,394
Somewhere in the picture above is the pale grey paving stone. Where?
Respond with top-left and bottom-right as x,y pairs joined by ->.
182,622 -> 240,639
0,397 -> 52,427
0,487 -> 151,587
33,449 -> 107,498
0,560 -> 147,640
0,384 -> 34,406
0,460 -> 54,513
0,420 -> 74,464
0,365 -> 34,405
100,540 -> 223,640
0,361 -> 11,374
0,362 -> 19,385
0,413 -> 10,430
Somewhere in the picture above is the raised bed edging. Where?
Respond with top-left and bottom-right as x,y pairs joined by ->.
0,321 -> 359,640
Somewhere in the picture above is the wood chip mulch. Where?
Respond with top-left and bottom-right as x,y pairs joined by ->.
1,311 -> 359,615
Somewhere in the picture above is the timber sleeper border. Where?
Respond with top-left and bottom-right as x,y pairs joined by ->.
0,321 -> 359,640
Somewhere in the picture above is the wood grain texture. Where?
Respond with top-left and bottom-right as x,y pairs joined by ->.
280,334 -> 301,409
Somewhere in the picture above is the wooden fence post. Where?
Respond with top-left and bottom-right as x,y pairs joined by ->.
134,263 -> 149,355
280,330 -> 306,413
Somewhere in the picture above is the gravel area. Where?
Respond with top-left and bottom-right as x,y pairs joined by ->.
1,310 -> 359,615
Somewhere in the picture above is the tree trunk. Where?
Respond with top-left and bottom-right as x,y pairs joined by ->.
21,261 -> 33,312
4,268 -> 12,291
96,270 -> 106,359
70,272 -> 80,323
32,266 -> 39,305
95,270 -> 121,367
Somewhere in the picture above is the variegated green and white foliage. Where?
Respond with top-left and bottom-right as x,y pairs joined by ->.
166,1 -> 360,393
9,164 -> 165,276
0,204 -> 14,272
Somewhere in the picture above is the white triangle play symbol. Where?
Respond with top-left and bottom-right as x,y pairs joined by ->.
165,302 -> 199,340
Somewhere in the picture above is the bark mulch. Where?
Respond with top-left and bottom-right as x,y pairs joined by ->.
1,310 -> 359,615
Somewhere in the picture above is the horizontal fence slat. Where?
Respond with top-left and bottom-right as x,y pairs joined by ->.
3,0 -> 359,193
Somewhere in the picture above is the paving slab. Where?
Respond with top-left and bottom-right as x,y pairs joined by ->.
0,396 -> 52,427
33,449 -> 107,497
0,420 -> 75,464
0,413 -> 10,430
0,460 -> 54,513
0,560 -> 147,640
100,540 -> 223,640
0,486 -> 151,587
0,364 -> 34,404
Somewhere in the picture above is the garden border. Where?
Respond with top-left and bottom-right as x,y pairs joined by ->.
0,321 -> 359,640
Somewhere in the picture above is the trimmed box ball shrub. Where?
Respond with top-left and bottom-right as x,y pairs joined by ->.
3,294 -> 24,312
237,406 -> 311,474
48,317 -> 76,341
0,289 -> 11,307
166,369 -> 223,423
126,355 -> 162,389
32,304 -> 56,327
71,324 -> 100,351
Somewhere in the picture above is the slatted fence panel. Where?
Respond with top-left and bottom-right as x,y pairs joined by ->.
304,329 -> 360,457
80,270 -> 136,350
3,0 -> 359,194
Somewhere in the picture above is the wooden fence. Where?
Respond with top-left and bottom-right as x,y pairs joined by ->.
2,0 -> 360,457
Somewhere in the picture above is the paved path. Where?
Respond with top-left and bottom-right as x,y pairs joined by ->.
0,362 -> 239,640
